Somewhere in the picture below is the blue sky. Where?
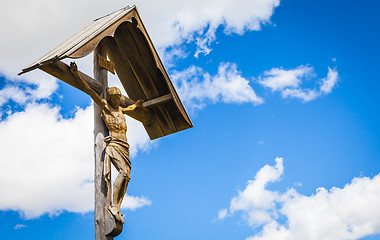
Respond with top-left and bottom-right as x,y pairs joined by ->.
1,0 -> 380,240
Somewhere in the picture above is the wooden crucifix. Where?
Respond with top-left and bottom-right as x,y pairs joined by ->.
19,6 -> 192,239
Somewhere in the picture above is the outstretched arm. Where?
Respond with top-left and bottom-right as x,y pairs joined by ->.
122,100 -> 144,114
122,100 -> 154,125
69,62 -> 105,108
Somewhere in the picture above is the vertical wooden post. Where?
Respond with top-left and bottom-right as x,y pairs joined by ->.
93,41 -> 112,240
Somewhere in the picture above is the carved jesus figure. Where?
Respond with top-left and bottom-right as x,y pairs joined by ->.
70,62 -> 141,224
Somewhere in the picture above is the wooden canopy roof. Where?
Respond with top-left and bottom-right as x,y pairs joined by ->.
20,6 -> 192,140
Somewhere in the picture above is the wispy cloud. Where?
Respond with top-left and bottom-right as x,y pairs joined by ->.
258,65 -> 339,102
218,208 -> 228,219
172,62 -> 263,111
123,195 -> 152,211
281,88 -> 319,102
14,224 -> 27,230
219,158 -> 380,240
320,67 -> 339,94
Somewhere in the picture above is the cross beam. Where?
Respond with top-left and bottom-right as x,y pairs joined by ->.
40,60 -> 172,125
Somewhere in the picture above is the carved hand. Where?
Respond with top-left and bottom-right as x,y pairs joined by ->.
125,100 -> 143,111
135,99 -> 144,107
69,62 -> 78,73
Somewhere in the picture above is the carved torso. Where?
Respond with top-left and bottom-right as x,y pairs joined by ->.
102,102 -> 127,141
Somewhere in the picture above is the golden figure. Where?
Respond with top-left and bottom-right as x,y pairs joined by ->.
70,62 -> 142,224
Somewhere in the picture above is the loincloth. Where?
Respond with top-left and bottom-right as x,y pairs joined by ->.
104,136 -> 131,181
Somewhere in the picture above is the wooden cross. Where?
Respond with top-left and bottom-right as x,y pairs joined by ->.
20,6 -> 192,239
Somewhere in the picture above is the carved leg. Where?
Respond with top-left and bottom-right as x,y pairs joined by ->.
110,167 -> 130,224
116,168 -> 130,210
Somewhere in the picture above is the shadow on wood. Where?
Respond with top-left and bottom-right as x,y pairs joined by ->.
105,209 -> 123,237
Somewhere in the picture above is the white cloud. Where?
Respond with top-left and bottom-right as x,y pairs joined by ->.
219,158 -> 380,240
258,66 -> 339,102
122,195 -> 152,212
227,157 -> 283,226
162,47 -> 190,69
218,208 -> 228,219
281,88 -> 319,102
0,103 -> 151,218
0,86 -> 28,106
194,27 -> 217,57
0,73 -> 58,107
0,0 -> 280,82
135,0 -> 280,56
14,224 -> 27,230
258,66 -> 315,91
172,62 -> 263,111
320,67 -> 339,94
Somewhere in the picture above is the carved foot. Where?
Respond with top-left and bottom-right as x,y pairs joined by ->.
108,206 -> 125,224
105,208 -> 123,237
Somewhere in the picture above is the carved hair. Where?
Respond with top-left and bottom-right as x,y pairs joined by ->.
106,87 -> 121,100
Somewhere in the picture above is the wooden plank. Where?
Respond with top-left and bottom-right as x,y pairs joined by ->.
165,102 -> 192,131
97,54 -> 115,74
40,60 -> 102,94
115,23 -> 178,134
159,62 -> 193,128
126,20 -> 169,96
132,11 -> 193,128
68,8 -> 138,59
143,122 -> 164,140
114,24 -> 159,99
131,13 -> 193,130
114,26 -> 173,136
143,94 -> 172,108
130,24 -> 191,131
152,67 -> 192,131
105,37 -> 145,101
105,37 -> 164,139
125,19 -> 192,132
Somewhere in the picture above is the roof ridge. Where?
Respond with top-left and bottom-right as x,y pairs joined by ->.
93,5 -> 131,22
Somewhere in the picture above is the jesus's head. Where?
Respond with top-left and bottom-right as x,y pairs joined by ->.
107,87 -> 122,108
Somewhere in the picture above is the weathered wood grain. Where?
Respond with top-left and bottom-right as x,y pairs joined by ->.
115,22 -> 178,134
126,19 -> 169,96
143,94 -> 172,108
94,40 -> 121,240
106,36 -> 165,139
115,23 -> 159,99
105,37 -> 145,101
40,60 -> 102,94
